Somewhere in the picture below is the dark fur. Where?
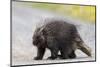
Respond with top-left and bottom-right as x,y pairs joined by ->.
32,20 -> 89,60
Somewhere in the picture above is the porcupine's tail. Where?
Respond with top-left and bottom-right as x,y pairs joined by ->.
77,41 -> 91,56
74,33 -> 92,57
75,35 -> 91,56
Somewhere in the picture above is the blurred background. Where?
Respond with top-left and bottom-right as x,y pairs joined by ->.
27,2 -> 95,23
12,1 -> 96,66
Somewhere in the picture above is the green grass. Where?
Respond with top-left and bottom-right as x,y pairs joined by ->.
26,2 -> 96,24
